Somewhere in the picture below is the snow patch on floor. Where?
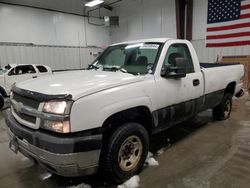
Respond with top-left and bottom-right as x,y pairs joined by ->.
147,152 -> 153,157
117,175 -> 140,188
68,183 -> 92,188
156,148 -> 165,155
39,171 -> 52,180
145,157 -> 159,166
145,152 -> 159,166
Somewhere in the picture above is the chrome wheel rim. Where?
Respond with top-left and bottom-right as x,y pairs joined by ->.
118,135 -> 143,172
224,100 -> 231,118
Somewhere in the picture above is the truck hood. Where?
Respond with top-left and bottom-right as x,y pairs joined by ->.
15,70 -> 145,100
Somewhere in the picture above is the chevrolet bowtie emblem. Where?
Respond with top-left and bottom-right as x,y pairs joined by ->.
14,102 -> 23,113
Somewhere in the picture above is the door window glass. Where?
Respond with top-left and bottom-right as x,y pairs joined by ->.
163,44 -> 194,73
36,66 -> 48,73
8,65 -> 36,76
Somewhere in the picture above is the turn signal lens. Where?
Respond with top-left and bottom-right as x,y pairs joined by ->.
42,120 -> 70,133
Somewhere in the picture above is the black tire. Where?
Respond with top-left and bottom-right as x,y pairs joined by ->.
213,93 -> 232,120
0,94 -> 4,110
100,122 -> 149,184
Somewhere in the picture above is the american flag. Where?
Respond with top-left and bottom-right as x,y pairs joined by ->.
206,0 -> 250,47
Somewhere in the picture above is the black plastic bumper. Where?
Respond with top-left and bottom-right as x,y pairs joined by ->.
5,110 -> 102,154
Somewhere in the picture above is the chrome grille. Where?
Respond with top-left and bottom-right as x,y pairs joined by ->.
11,92 -> 41,128
13,92 -> 40,109
13,108 -> 37,124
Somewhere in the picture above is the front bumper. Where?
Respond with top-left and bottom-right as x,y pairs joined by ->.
5,110 -> 102,177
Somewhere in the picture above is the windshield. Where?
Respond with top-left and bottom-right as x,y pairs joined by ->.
0,69 -> 7,75
0,64 -> 12,75
88,42 -> 162,75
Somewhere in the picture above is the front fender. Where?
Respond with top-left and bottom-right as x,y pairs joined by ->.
70,85 -> 152,133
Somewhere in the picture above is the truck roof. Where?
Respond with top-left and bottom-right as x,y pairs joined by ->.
111,38 -> 172,46
7,64 -> 46,67
4,64 -> 50,68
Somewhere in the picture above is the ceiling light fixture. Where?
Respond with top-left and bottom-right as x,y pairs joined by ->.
85,0 -> 104,7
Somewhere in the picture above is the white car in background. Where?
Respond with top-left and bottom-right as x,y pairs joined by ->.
0,64 -> 52,108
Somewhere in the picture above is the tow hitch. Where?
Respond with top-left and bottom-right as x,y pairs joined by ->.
235,89 -> 244,98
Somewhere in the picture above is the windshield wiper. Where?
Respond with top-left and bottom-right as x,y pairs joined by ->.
87,64 -> 100,70
102,66 -> 129,74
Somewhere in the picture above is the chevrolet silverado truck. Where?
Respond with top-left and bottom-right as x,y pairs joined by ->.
0,64 -> 52,109
5,38 -> 244,183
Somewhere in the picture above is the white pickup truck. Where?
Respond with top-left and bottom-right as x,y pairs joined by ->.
5,38 -> 244,183
0,64 -> 52,108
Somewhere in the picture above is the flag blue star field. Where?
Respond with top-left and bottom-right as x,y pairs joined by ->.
206,0 -> 250,47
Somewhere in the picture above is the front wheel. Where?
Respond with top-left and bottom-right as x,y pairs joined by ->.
100,122 -> 149,183
213,93 -> 232,120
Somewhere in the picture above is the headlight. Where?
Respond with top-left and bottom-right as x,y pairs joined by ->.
41,100 -> 73,133
43,101 -> 72,114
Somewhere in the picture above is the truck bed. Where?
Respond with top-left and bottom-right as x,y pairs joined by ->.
200,62 -> 243,96
200,62 -> 240,68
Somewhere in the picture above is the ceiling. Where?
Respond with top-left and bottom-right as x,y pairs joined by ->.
0,0 -> 122,16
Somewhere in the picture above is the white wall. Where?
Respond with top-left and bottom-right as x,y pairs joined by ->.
192,0 -> 250,63
110,0 -> 250,63
0,45 -> 103,70
0,0 -> 86,16
110,0 -> 177,43
0,3 -> 111,69
2,0 -> 249,67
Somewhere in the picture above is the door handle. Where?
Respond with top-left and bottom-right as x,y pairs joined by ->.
32,76 -> 37,78
193,79 -> 200,86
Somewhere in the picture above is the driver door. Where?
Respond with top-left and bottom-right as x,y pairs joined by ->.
154,43 -> 203,129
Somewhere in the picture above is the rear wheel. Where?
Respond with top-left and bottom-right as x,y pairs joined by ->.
100,122 -> 149,183
213,93 -> 232,120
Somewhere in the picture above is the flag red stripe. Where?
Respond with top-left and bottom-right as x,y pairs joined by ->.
240,13 -> 250,19
206,2 -> 250,47
241,4 -> 250,10
207,31 -> 250,39
207,22 -> 250,32
206,40 -> 250,47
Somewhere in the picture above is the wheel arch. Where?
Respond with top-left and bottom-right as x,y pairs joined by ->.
101,106 -> 154,138
0,86 -> 7,97
225,82 -> 236,96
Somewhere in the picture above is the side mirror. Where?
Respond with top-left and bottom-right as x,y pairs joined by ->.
161,57 -> 187,79
8,68 -> 15,76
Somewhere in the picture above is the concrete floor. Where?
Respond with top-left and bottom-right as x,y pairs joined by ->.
1,96 -> 250,188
